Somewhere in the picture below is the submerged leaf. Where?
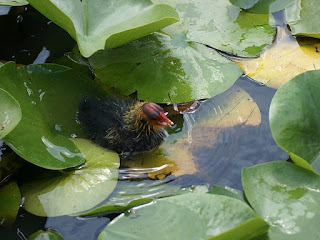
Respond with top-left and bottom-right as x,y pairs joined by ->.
21,138 -> 120,217
0,88 -> 21,138
243,161 -> 320,239
98,193 -> 268,240
269,69 -> 320,169
27,0 -> 179,57
0,62 -> 106,170
0,181 -> 21,227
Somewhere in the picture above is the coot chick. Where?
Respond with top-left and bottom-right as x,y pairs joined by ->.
78,97 -> 173,155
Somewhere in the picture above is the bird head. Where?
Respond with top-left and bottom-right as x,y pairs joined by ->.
141,102 -> 174,128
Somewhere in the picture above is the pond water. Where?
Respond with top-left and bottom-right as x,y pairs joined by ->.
0,5 -> 288,240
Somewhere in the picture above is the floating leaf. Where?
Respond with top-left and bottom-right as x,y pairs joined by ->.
236,27 -> 320,89
269,69 -> 320,169
286,0 -> 320,39
98,193 -> 268,240
27,0 -> 179,57
154,0 -> 275,57
0,88 -> 21,138
0,62 -> 106,170
29,230 -> 64,240
0,0 -> 28,6
243,161 -> 320,239
208,185 -> 244,202
230,0 -> 297,13
0,181 -> 21,227
90,32 -> 243,104
21,138 -> 120,217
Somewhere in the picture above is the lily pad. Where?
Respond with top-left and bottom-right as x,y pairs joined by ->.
21,138 -> 120,217
153,0 -> 275,57
230,0 -> 297,13
286,0 -> 320,39
0,88 -> 21,138
208,185 -> 244,202
98,193 -> 268,240
0,0 -> 28,6
29,230 -> 64,240
0,62 -> 106,170
0,181 -> 21,227
27,0 -> 179,57
269,69 -> 320,168
242,161 -> 320,239
89,32 -> 243,103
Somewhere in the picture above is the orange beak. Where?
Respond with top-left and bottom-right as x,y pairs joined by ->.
158,111 -> 174,128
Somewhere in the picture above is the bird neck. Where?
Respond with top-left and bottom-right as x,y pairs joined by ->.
123,101 -> 162,135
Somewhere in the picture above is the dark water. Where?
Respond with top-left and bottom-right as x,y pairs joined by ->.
0,5 -> 287,240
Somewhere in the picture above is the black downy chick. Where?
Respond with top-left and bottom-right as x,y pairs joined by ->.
78,97 -> 173,155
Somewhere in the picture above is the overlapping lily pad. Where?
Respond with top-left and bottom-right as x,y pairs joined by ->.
230,0 -> 297,13
0,88 -> 21,138
98,193 -> 268,240
286,0 -> 320,39
269,69 -> 320,169
27,0 -> 179,57
0,0 -> 28,6
21,138 -> 120,217
0,181 -> 21,227
29,230 -> 64,240
243,161 -> 320,239
0,62 -> 107,170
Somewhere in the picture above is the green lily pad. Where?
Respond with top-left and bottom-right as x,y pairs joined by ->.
153,0 -> 275,57
0,0 -> 28,6
269,69 -> 320,169
80,181 -> 207,216
0,88 -> 21,138
242,161 -> 320,240
0,62 -> 106,170
98,193 -> 268,240
230,0 -> 297,13
286,0 -> 320,39
27,0 -> 179,57
89,32 -> 243,103
21,138 -> 120,217
29,230 -> 64,240
0,181 -> 21,227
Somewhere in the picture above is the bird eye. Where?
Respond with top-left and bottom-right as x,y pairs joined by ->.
142,103 -> 162,120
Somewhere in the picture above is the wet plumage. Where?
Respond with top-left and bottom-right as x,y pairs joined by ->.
78,97 -> 173,155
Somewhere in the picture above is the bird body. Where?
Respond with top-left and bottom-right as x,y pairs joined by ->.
78,97 -> 173,155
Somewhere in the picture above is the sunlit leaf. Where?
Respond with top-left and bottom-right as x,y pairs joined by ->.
208,185 -> 244,202
0,88 -> 21,138
0,181 -> 21,227
0,0 -> 28,6
89,32 -> 243,104
0,62 -> 106,170
98,193 -> 268,240
27,0 -> 179,57
29,230 -> 64,240
269,69 -> 320,170
153,0 -> 275,57
230,0 -> 297,13
243,161 -> 320,240
286,0 -> 320,39
21,138 -> 120,217
236,27 -> 320,89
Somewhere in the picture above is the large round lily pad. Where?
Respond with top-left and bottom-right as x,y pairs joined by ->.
21,138 -> 120,217
98,193 -> 268,240
230,0 -> 297,13
0,88 -> 21,138
242,161 -> 320,240
269,69 -> 320,169
0,62 -> 106,170
27,0 -> 179,57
